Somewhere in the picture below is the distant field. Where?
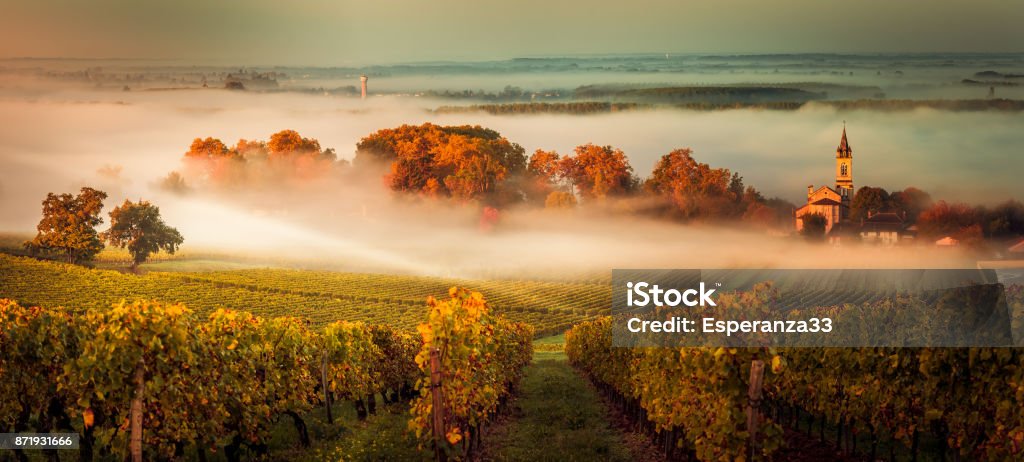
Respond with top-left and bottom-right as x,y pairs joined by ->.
0,254 -> 608,335
0,232 -> 236,266
112,259 -> 266,272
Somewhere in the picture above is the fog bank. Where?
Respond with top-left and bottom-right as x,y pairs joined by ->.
0,81 -> 1013,276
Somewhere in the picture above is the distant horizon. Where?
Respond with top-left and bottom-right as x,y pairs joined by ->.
3,50 -> 1024,68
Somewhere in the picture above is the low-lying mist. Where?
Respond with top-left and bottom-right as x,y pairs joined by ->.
0,79 -> 1015,276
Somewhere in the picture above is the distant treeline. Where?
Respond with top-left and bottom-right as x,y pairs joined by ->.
435,99 -> 1024,115
816,99 -> 1024,112
573,85 -> 825,103
974,70 -> 1024,79
962,79 -> 1019,87
423,83 -> 884,104
422,86 -> 562,101
435,102 -> 651,115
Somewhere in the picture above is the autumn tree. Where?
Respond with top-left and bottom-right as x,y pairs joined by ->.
268,129 -> 322,156
26,187 -> 108,264
525,149 -> 563,203
741,202 -> 775,226
184,137 -> 232,160
644,148 -> 744,220
261,130 -> 337,182
911,199 -> 1023,246
557,144 -> 635,201
234,138 -> 269,161
545,191 -> 577,210
916,200 -> 979,239
178,131 -> 339,189
183,136 -> 244,185
103,200 -> 184,271
354,123 -> 527,202
528,149 -> 561,180
435,135 -> 509,200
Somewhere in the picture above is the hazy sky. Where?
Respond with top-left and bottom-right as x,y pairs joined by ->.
2,0 -> 1022,65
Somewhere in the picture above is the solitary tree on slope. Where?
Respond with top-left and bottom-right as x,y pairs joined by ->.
103,200 -> 184,272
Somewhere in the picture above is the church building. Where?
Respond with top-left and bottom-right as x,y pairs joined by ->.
795,126 -> 854,234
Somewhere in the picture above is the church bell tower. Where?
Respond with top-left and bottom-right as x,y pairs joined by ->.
835,123 -> 854,219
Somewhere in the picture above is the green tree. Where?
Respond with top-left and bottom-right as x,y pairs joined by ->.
801,213 -> 827,242
103,200 -> 184,271
890,186 -> 932,222
981,199 -> 1024,238
850,186 -> 890,221
26,187 -> 108,264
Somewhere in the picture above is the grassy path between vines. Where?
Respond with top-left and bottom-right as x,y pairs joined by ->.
481,341 -> 651,461
293,337 -> 647,461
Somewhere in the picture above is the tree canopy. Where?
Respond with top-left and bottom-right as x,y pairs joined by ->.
642,148 -> 790,225
177,130 -> 339,189
161,124 -> 852,234
801,213 -> 827,242
355,123 -> 527,202
268,129 -> 322,157
26,187 -> 108,264
544,191 -> 577,210
645,148 -> 737,219
890,187 -> 933,221
103,200 -> 184,270
557,144 -> 635,201
184,137 -> 234,160
850,186 -> 891,221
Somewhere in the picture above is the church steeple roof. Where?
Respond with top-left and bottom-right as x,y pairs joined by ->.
836,123 -> 852,157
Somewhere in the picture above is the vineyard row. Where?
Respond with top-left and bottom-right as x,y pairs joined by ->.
0,286 -> 533,461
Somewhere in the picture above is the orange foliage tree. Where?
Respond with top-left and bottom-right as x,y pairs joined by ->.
644,148 -> 739,220
556,144 -> 636,201
355,123 -> 526,203
176,130 -> 338,189
642,148 -> 792,226
917,200 -> 984,246
524,149 -> 563,203
268,129 -> 322,157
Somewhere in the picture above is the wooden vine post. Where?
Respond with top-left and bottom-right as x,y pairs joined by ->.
429,347 -> 446,462
130,357 -> 146,462
746,359 -> 765,461
321,352 -> 333,424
